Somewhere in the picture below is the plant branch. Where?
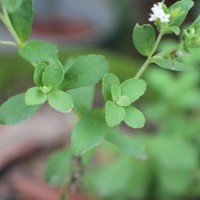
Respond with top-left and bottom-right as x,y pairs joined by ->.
135,32 -> 163,79
59,155 -> 84,200
69,156 -> 84,193
0,40 -> 17,47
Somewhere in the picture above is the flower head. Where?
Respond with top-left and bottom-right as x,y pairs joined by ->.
149,2 -> 170,23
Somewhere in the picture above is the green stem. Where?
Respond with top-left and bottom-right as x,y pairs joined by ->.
134,32 -> 163,79
0,40 -> 17,47
0,3 -> 22,45
59,155 -> 84,200
59,180 -> 69,200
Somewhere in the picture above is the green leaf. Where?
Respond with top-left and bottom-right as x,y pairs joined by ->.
105,101 -> 125,127
84,156 -> 150,199
148,137 -> 198,170
102,73 -> 120,101
106,130 -> 147,160
72,110 -> 107,155
60,54 -> 109,90
44,148 -> 72,186
19,40 -> 58,62
124,106 -> 145,129
8,0 -> 33,42
3,0 -> 23,13
116,96 -> 131,107
120,78 -> 147,102
111,85 -> 121,102
47,90 -> 73,113
169,0 -> 194,27
68,86 -> 95,116
0,93 -> 40,125
133,24 -> 155,56
163,26 -> 180,35
153,58 -> 193,71
34,63 -> 47,86
42,60 -> 64,89
25,87 -> 47,105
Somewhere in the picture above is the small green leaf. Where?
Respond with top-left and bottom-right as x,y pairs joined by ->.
60,54 -> 109,90
106,130 -> 147,160
169,0 -> 194,27
0,93 -> 40,125
48,90 -> 73,113
19,40 -> 58,62
116,96 -> 131,107
45,148 -> 72,186
102,73 -> 120,101
34,63 -> 47,86
72,110 -> 107,155
163,26 -> 180,35
124,106 -> 145,129
3,0 -> 23,13
111,85 -> 121,102
8,0 -> 33,42
153,58 -> 193,71
133,24 -> 155,56
68,86 -> 95,116
105,101 -> 125,127
42,60 -> 64,89
25,87 -> 47,105
120,78 -> 147,102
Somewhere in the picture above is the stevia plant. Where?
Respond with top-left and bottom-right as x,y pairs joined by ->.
0,0 -> 199,199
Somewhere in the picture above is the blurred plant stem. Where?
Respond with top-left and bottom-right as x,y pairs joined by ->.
59,156 -> 84,200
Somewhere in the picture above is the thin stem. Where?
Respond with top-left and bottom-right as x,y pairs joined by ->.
69,156 -> 84,193
59,156 -> 84,200
0,40 -> 17,47
134,32 -> 163,79
1,3 -> 22,45
59,180 -> 69,200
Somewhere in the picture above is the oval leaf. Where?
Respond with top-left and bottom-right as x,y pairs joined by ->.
133,24 -> 155,56
9,0 -> 33,42
60,54 -> 109,90
102,73 -> 120,101
72,110 -> 107,155
19,40 -> 58,63
120,78 -> 147,103
47,90 -> 73,113
34,63 -> 47,86
45,149 -> 72,186
169,0 -> 194,27
25,87 -> 47,105
124,106 -> 145,129
0,93 -> 40,125
42,60 -> 64,89
153,58 -> 193,71
105,101 -> 125,127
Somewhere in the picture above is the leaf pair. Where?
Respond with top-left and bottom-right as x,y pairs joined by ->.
103,73 -> 147,128
25,88 -> 73,113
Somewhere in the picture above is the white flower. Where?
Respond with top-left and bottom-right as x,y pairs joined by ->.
149,2 -> 170,23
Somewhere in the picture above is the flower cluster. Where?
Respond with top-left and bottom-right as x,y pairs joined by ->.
149,2 -> 170,23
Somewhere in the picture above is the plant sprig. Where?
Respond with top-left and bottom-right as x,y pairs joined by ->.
0,0 -> 199,198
